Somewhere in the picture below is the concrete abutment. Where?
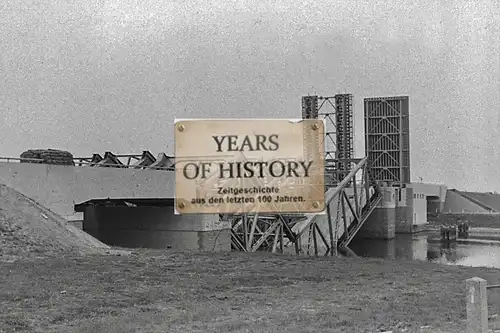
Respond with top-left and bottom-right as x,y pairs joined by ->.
0,162 -> 231,252
83,205 -> 231,252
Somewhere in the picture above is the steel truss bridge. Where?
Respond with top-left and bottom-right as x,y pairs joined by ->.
65,150 -> 382,256
6,93 -> 399,256
64,91 -> 382,256
225,157 -> 382,256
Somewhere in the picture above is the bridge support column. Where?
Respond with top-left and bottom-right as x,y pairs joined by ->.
357,186 -> 396,239
395,187 -> 414,233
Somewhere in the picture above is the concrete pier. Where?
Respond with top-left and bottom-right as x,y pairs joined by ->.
357,186 -> 396,239
82,205 -> 230,251
395,186 -> 414,233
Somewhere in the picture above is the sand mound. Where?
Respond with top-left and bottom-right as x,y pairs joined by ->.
0,184 -> 109,260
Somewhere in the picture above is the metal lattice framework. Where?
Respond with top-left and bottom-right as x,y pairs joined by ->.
302,95 -> 354,185
223,94 -> 382,256
364,96 -> 410,185
73,151 -> 175,170
227,158 -> 382,255
65,96 -> 382,257
334,94 -> 354,180
316,96 -> 337,161
302,96 -> 337,160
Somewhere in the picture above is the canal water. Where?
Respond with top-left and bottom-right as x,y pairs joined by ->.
350,232 -> 500,269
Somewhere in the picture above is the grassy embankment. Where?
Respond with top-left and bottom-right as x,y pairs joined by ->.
1,250 -> 500,333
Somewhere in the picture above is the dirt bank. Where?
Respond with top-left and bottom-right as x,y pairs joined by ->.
0,184 -> 109,262
1,250 -> 499,333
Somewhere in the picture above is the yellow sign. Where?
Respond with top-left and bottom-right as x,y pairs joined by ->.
174,119 -> 325,214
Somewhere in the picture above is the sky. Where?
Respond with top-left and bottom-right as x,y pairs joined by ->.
0,0 -> 499,191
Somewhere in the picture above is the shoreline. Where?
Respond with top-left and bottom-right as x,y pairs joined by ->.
427,237 -> 500,245
424,224 -> 500,244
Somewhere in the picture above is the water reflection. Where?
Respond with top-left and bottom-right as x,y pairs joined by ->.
349,233 -> 500,269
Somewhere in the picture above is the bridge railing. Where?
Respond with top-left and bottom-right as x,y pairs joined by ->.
0,156 -> 176,171
0,156 -> 44,163
0,153 -> 178,171
73,160 -> 175,171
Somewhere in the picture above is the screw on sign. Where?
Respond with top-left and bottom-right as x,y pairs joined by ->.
174,119 -> 326,215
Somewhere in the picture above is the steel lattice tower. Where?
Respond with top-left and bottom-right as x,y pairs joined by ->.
334,94 -> 354,180
301,94 -> 354,185
364,96 -> 410,185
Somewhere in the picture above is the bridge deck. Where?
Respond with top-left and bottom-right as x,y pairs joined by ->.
0,162 -> 175,217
